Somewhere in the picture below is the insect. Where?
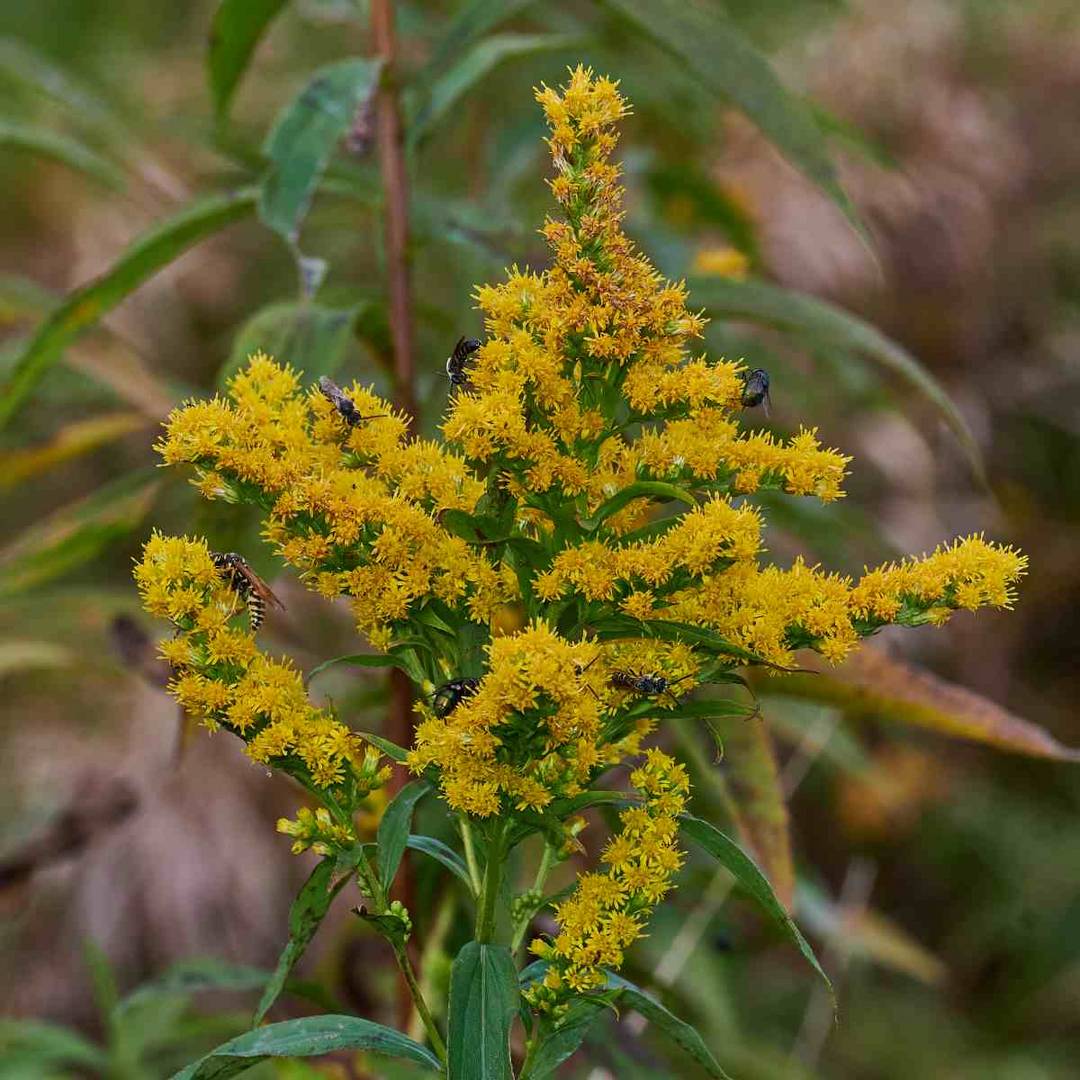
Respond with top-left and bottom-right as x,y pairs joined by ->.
432,677 -> 481,717
445,336 -> 481,389
609,670 -> 696,705
211,552 -> 284,632
318,376 -> 386,427
739,368 -> 771,416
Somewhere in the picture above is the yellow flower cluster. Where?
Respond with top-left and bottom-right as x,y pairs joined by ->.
408,622 -> 655,816
439,65 -> 851,509
667,534 -> 1027,667
535,496 -> 762,602
135,532 -> 390,792
526,748 -> 689,1004
156,355 -> 516,647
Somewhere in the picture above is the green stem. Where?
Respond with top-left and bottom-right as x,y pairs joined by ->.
459,815 -> 483,896
393,943 -> 447,1064
475,821 -> 509,944
510,841 -> 558,953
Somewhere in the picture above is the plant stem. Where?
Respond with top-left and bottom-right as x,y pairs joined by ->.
459,815 -> 483,895
510,840 -> 558,953
393,942 -> 448,1063
475,821 -> 508,943
370,0 -> 416,422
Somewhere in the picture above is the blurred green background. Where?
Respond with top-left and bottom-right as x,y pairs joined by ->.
2,0 -> 1080,1077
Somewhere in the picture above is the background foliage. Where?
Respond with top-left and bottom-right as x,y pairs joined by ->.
2,0 -> 1080,1077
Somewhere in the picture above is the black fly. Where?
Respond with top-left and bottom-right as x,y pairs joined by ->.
739,368 -> 771,416
318,376 -> 386,427
211,552 -> 284,632
445,337 -> 481,389
432,677 -> 481,717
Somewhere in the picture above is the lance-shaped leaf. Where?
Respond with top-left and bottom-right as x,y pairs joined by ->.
601,0 -> 859,235
377,780 -> 432,891
605,972 -> 731,1079
208,0 -> 289,118
763,646 -> 1080,762
0,1019 -> 107,1074
582,480 -> 698,531
0,120 -> 126,189
253,858 -> 350,1027
356,730 -> 409,764
0,187 -> 258,431
172,1015 -> 442,1079
705,714 -> 795,910
0,412 -> 147,491
305,650 -> 417,687
688,275 -> 984,480
446,942 -> 518,1080
409,33 -> 580,147
260,58 -> 383,244
406,834 -> 475,895
681,814 -> 833,1004
0,470 -> 160,598
797,881 -> 946,986
419,0 -> 540,82
527,998 -> 613,1079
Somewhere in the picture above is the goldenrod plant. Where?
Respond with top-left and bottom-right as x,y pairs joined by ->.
135,69 -> 1025,1079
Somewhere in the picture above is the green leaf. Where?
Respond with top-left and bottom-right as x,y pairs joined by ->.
253,858 -> 350,1027
688,275 -> 985,480
0,1019 -> 107,1072
172,1015 -> 442,1079
420,0 -> 539,80
589,615 -> 765,665
604,972 -> 731,1079
260,58 -> 383,243
306,651 -> 413,686
0,38 -> 131,151
0,187 -> 258,432
528,998 -> 611,1079
601,0 -> 859,234
409,33 -> 580,147
356,730 -> 409,763
584,481 -> 697,531
0,470 -> 160,598
218,301 -> 363,389
208,0 -> 289,118
406,834 -> 475,894
446,942 -> 518,1080
355,906 -> 411,949
680,814 -> 833,1004
378,780 -> 432,891
0,120 -> 125,189
119,959 -> 271,1014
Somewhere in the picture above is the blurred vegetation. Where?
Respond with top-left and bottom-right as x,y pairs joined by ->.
2,0 -> 1080,1077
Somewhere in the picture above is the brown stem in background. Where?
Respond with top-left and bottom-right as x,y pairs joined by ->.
370,0 -> 419,1029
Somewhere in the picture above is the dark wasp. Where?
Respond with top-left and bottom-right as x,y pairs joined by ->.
318,376 -> 387,427
432,677 -> 481,717
739,368 -> 771,416
445,337 -> 481,389
211,552 -> 284,632
609,669 -> 696,705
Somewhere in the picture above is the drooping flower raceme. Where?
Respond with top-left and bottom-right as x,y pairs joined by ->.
136,67 -> 1026,1025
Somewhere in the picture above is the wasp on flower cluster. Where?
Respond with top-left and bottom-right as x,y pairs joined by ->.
609,669 -> 695,706
318,376 -> 386,427
445,337 -> 481,389
211,552 -> 284,632
432,677 -> 480,717
739,368 -> 771,416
